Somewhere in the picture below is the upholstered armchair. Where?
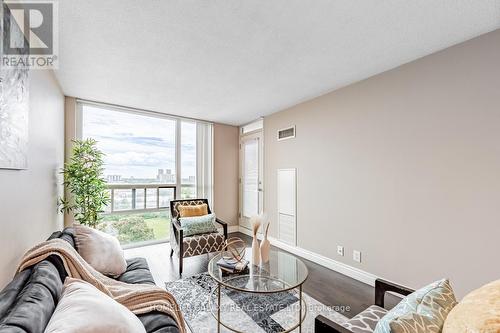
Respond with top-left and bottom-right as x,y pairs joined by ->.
169,199 -> 228,275
315,279 -> 415,333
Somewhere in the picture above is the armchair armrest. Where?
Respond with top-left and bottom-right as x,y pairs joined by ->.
171,218 -> 182,233
171,218 -> 183,253
215,218 -> 228,239
315,315 -> 351,333
375,278 -> 414,308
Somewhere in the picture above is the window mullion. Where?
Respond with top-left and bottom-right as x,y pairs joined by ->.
175,119 -> 182,199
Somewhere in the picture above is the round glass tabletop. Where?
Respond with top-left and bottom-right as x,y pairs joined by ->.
208,247 -> 308,293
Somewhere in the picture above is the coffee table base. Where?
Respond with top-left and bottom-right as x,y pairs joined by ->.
209,282 -> 307,333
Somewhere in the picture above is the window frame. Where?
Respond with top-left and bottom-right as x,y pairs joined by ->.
76,99 -> 207,211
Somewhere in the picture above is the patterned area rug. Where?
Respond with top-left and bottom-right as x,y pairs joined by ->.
165,272 -> 348,333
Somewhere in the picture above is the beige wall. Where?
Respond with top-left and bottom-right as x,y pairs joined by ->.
213,123 -> 239,226
0,70 -> 65,288
264,29 -> 500,298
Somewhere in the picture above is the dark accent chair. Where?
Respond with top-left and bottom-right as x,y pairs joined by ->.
315,279 -> 415,333
169,199 -> 228,275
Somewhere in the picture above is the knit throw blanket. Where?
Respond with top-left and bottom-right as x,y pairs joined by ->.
17,238 -> 186,333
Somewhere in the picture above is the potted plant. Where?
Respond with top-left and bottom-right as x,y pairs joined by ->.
59,139 -> 110,228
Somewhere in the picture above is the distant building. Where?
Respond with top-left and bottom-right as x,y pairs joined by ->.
106,174 -> 122,182
157,168 -> 175,183
180,175 -> 196,184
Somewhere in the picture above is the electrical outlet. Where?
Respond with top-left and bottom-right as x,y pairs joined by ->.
353,250 -> 361,263
337,245 -> 344,256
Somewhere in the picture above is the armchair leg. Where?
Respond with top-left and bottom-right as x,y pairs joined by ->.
178,234 -> 183,275
170,249 -> 174,257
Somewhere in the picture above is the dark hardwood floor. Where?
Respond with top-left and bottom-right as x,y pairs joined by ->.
124,232 -> 400,319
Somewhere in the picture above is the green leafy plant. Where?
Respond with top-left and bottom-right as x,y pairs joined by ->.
59,139 -> 110,227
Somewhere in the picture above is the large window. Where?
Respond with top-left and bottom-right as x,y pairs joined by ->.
79,102 -> 212,246
82,105 -> 178,184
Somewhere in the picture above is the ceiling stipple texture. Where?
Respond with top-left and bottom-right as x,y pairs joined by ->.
55,1 -> 500,125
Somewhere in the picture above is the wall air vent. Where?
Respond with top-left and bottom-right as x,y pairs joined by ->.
277,126 -> 295,141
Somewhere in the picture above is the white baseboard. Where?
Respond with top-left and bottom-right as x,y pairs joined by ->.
237,226 -> 253,237
236,226 -> 377,286
228,225 -> 239,233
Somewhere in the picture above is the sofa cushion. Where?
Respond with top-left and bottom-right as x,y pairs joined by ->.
443,279 -> 500,333
48,228 -> 77,249
0,261 -> 63,333
45,278 -> 146,333
74,224 -> 128,277
116,258 -> 180,332
137,311 -> 181,333
342,305 -> 388,333
374,279 -> 457,333
118,258 -> 156,285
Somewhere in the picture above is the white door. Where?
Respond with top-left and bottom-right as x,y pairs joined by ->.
240,132 -> 263,230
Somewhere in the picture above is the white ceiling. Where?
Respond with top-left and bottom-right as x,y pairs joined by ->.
55,1 -> 500,125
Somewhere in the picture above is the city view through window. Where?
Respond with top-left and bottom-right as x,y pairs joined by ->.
81,104 -> 197,245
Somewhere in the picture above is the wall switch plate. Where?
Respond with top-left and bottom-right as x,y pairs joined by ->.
337,245 -> 344,256
353,250 -> 361,263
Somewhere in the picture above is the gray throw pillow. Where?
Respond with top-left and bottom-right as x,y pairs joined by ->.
180,213 -> 218,236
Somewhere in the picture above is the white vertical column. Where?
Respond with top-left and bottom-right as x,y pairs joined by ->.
196,122 -> 214,205
175,120 -> 182,199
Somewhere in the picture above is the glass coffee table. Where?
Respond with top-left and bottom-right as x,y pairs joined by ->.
208,248 -> 309,332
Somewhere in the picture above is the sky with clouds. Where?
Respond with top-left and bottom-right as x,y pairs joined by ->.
82,105 -> 196,182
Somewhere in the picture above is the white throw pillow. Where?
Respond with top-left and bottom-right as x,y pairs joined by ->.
74,224 -> 127,277
45,278 -> 146,333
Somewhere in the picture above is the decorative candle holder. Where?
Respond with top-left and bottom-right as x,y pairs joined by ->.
222,237 -> 246,264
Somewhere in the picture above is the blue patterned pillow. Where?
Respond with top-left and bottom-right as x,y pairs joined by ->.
374,279 -> 457,333
180,213 -> 218,236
